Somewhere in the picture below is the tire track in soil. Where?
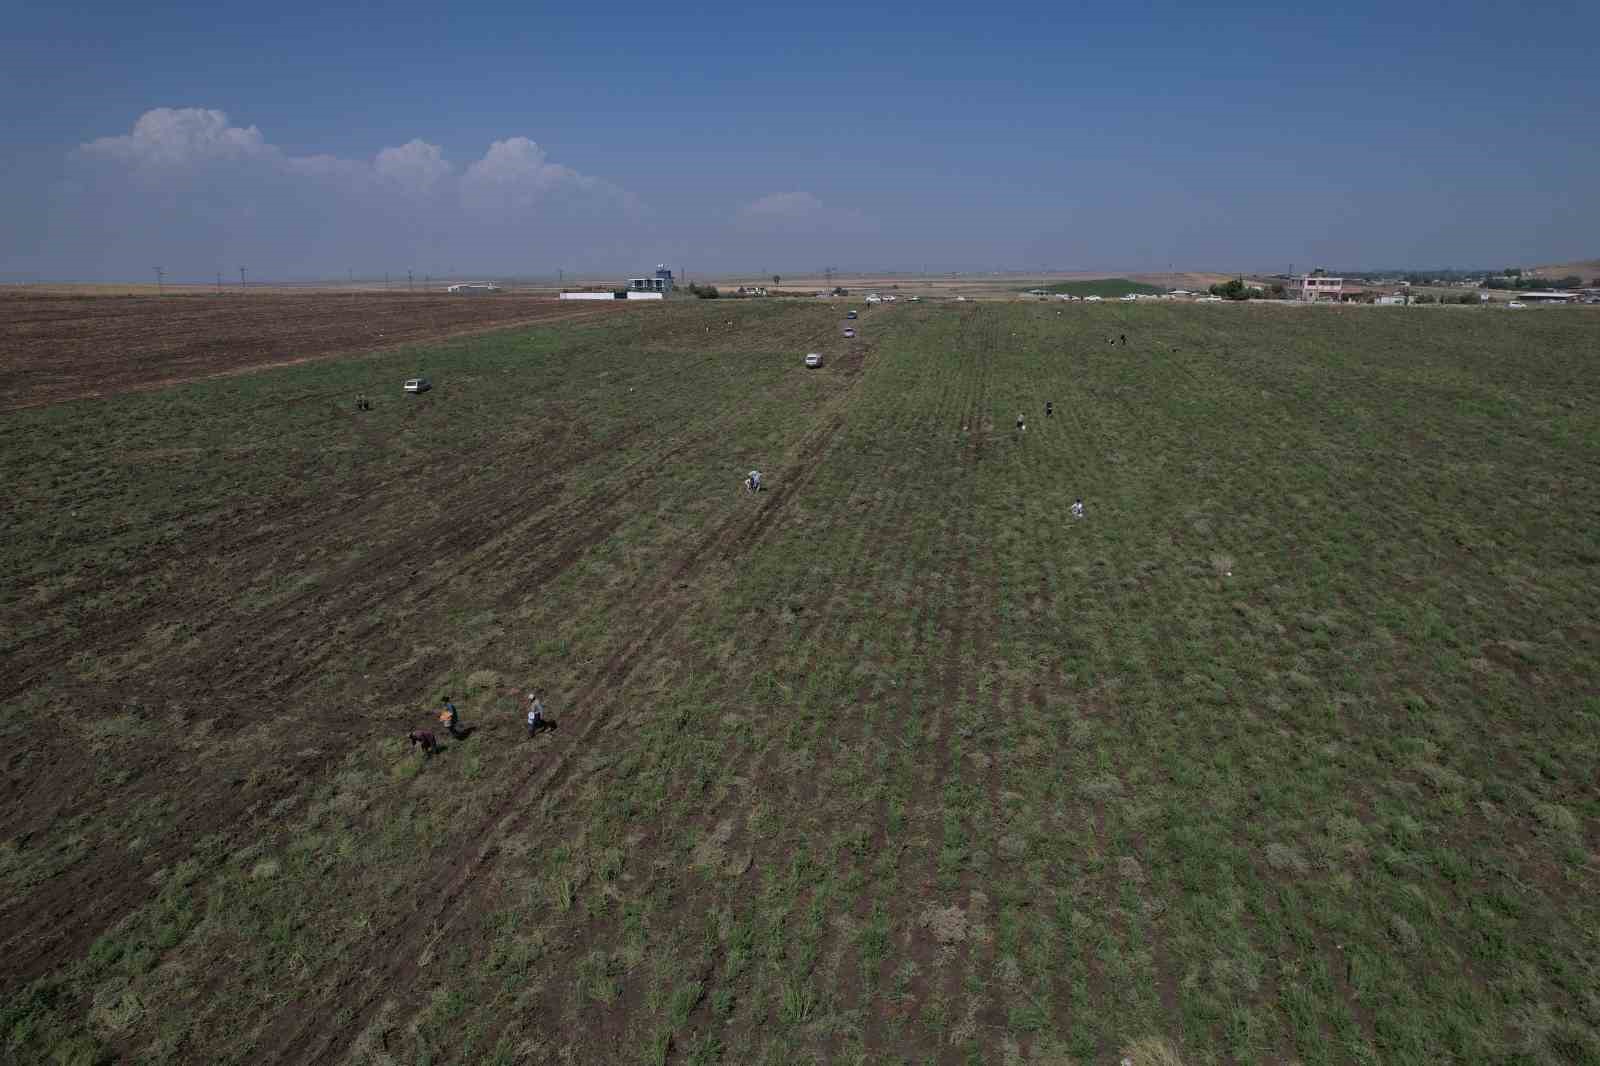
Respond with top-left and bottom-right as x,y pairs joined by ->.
936,508 -> 997,1063
1122,782 -> 1185,1047
467,454 -> 904,1061
903,334 -> 987,1062
480,325 -> 896,1057
0,418 -> 639,703
253,341 -> 871,1066
739,428 -> 934,1049
789,470 -> 934,1062
863,536 -> 943,1058
930,299 -> 1003,1061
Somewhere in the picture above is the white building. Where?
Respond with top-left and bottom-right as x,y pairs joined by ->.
1287,273 -> 1344,302
628,265 -> 675,294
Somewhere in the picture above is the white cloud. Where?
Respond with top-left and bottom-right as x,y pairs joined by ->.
78,109 -> 631,217
740,191 -> 825,219
374,139 -> 453,197
83,108 -> 273,169
62,109 -> 647,276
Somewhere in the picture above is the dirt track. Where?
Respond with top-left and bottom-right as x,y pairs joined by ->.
0,292 -> 622,411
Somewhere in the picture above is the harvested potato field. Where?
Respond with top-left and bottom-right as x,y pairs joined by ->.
2,299 -> 1599,1065
0,292 -> 620,411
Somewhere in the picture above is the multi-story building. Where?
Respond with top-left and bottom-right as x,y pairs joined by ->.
1287,272 -> 1344,302
628,265 -> 675,294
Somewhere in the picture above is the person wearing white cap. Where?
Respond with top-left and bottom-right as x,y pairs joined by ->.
526,692 -> 547,737
744,470 -> 762,494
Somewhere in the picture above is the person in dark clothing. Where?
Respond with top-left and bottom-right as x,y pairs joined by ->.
408,729 -> 438,757
441,697 -> 461,738
527,692 -> 547,737
1119,333 -> 1127,346
1045,401 -> 1054,418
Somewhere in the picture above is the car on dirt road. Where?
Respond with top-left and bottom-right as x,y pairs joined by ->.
403,377 -> 432,393
846,310 -> 858,319
804,352 -> 824,368
843,327 -> 856,338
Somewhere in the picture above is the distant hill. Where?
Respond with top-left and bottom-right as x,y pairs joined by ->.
1528,259 -> 1600,283
1028,278 -> 1164,298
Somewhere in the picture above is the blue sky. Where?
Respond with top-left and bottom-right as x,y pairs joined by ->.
3,0 -> 1596,280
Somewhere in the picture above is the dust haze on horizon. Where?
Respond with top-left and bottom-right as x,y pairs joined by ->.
2,4 -> 1596,283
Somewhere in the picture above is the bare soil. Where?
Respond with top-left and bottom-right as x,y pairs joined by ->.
0,292 -> 620,411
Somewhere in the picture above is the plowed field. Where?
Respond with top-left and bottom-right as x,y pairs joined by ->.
2,300 -> 1597,1066
0,292 -> 619,411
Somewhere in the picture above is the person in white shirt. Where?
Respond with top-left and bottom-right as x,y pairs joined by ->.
526,692 -> 547,737
1070,498 -> 1085,519
745,470 -> 762,494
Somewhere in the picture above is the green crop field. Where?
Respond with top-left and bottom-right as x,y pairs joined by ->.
3,299 -> 1598,1066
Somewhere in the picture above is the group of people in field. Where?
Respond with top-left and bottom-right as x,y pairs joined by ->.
405,322 -> 1106,761
406,690 -> 553,760
1012,402 -> 1085,518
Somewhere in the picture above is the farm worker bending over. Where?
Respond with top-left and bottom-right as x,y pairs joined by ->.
1045,401 -> 1054,419
408,729 -> 438,758
440,697 -> 462,738
745,470 -> 762,494
1016,413 -> 1026,434
527,693 -> 547,737
1070,498 -> 1085,520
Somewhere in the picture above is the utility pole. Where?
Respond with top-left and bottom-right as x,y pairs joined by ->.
216,271 -> 222,295
385,272 -> 390,292
408,269 -> 414,293
154,266 -> 164,295
240,267 -> 246,293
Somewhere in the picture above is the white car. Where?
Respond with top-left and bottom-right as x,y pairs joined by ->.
804,352 -> 824,368
1120,294 -> 1137,302
843,327 -> 856,338
1083,295 -> 1103,303
865,294 -> 882,304
403,377 -> 432,393
1506,301 -> 1526,309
